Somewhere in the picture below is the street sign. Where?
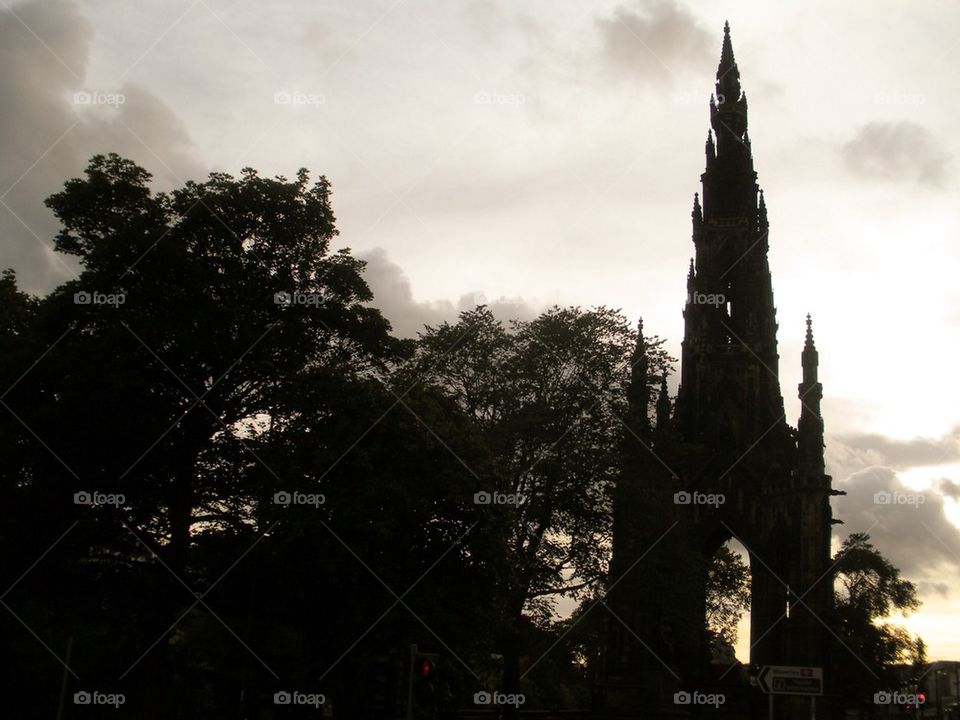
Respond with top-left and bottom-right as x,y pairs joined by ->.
757,665 -> 823,696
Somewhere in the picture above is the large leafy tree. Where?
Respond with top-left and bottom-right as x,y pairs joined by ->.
832,532 -> 922,706
1,154 -> 405,717
23,153 -> 400,561
406,305 -> 672,709
219,370 -> 501,718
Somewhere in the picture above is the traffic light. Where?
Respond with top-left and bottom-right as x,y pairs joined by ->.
407,646 -> 440,720
902,680 -> 926,714
416,655 -> 435,679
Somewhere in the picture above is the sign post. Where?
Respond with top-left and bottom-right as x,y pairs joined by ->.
758,666 -> 823,720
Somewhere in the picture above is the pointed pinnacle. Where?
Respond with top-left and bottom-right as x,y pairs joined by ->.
719,22 -> 735,72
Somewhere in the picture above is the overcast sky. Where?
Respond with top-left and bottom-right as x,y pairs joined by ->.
1,0 -> 958,661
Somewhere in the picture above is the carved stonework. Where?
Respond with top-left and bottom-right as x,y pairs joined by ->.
597,22 -> 837,720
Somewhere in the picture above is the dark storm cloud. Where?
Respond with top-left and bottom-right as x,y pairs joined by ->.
0,0 -> 200,294
832,466 -> 960,586
359,247 -> 537,338
842,121 -> 950,187
0,0 -> 91,291
836,427 -> 960,469
595,0 -> 712,82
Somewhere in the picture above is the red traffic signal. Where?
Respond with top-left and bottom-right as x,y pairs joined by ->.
417,656 -> 435,678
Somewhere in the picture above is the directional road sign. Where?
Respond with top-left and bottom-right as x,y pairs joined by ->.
757,665 -> 823,696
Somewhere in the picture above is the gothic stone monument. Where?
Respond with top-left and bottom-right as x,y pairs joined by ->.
597,23 -> 841,720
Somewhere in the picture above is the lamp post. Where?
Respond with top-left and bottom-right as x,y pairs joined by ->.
953,662 -> 960,720
937,669 -> 945,720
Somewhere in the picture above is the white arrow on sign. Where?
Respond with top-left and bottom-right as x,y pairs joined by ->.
757,665 -> 823,696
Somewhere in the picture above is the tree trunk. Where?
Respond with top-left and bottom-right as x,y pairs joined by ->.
501,592 -> 528,720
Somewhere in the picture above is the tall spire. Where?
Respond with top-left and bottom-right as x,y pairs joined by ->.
656,376 -> 671,432
709,21 -> 749,160
628,319 -> 651,437
801,313 -> 818,384
716,20 -> 742,105
677,21 -> 779,440
798,314 -> 824,474
719,21 -> 734,70
758,188 -> 768,234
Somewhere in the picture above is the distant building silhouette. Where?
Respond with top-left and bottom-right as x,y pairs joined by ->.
597,22 -> 841,720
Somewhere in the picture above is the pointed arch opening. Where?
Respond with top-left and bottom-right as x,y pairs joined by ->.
705,537 -> 752,667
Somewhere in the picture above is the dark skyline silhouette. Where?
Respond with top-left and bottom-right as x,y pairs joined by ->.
0,3 -> 956,718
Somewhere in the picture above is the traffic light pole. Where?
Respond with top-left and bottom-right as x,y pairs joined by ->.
406,644 -> 417,720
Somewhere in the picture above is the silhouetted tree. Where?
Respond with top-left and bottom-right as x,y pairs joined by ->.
705,544 -> 751,649
406,305 -> 672,715
2,154 -> 405,717
833,532 -> 923,708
